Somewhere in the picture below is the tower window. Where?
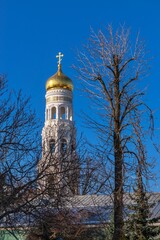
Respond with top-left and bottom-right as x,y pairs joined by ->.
47,175 -> 55,196
51,107 -> 56,119
46,109 -> 49,120
60,107 -> 66,120
49,139 -> 55,153
68,108 -> 72,121
61,139 -> 67,155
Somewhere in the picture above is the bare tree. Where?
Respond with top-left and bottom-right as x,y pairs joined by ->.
0,75 -> 43,229
74,25 -> 153,240
27,136 -> 110,240
0,75 -> 109,239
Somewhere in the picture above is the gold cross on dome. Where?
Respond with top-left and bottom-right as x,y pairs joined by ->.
56,52 -> 64,65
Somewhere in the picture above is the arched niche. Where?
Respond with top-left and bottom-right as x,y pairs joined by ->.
46,109 -> 49,120
60,106 -> 66,120
49,139 -> 55,153
51,107 -> 56,119
68,108 -> 72,121
61,139 -> 67,155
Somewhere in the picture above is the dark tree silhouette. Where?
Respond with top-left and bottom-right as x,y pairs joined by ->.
74,25 -> 153,240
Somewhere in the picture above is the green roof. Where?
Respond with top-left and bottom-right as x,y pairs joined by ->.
0,230 -> 26,240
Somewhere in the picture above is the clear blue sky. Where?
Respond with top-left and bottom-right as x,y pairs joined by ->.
0,0 -> 160,121
0,0 -> 160,187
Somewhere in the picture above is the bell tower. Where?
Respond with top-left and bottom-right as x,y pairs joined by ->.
39,53 -> 79,196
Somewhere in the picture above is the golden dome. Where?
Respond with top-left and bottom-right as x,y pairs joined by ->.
46,64 -> 73,91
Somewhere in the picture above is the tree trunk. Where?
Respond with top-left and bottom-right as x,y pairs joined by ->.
113,55 -> 124,240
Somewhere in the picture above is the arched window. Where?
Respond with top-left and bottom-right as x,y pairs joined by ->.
68,108 -> 70,120
49,139 -> 55,153
60,107 -> 66,120
51,107 -> 56,119
61,139 -> 67,155
68,108 -> 72,121
47,175 -> 55,196
46,109 -> 49,120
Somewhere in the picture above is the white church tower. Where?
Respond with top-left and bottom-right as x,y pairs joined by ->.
39,53 -> 79,196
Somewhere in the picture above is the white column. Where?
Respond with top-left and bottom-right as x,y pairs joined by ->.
66,106 -> 69,120
57,106 -> 60,120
